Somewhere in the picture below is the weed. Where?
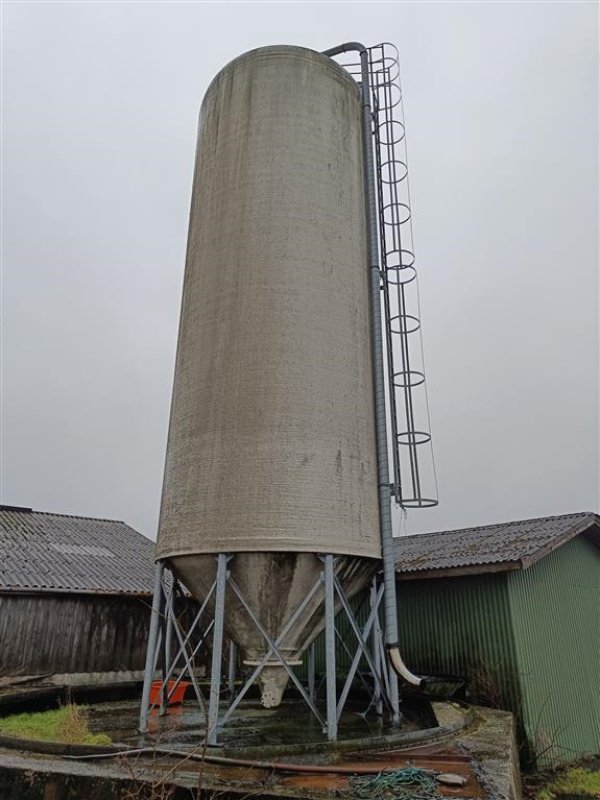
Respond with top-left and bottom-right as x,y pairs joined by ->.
0,703 -> 111,745
535,767 -> 600,800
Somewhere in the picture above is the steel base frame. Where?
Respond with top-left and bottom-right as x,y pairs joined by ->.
138,554 -> 392,744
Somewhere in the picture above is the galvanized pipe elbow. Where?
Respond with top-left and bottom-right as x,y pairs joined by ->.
386,644 -> 423,688
322,42 -> 367,57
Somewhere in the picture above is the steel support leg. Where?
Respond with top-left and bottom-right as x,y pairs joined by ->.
139,561 -> 164,733
159,587 -> 169,714
371,577 -> 383,716
207,554 -> 228,745
159,583 -> 176,713
228,640 -> 237,702
307,642 -> 316,704
324,554 -> 337,741
163,583 -> 174,703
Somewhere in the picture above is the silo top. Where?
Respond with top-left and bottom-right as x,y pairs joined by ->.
156,45 -> 381,562
202,45 -> 360,106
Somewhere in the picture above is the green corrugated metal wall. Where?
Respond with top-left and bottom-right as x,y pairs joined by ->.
507,536 -> 600,768
395,573 -> 523,720
393,534 -> 599,768
294,594 -> 372,682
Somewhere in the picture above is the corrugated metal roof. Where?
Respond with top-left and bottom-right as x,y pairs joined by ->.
395,512 -> 600,579
0,506 -> 156,595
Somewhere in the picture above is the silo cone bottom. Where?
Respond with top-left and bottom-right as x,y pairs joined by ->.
243,660 -> 302,708
166,552 -> 378,709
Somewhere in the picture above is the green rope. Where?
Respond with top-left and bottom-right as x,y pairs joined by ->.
349,766 -> 441,800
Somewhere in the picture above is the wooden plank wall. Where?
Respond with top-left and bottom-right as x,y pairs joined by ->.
0,592 -> 152,675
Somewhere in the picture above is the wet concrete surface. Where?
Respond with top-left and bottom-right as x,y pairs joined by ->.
87,697 -> 422,751
0,691 -> 520,800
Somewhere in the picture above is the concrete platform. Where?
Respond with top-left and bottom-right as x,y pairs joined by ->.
0,691 -> 521,800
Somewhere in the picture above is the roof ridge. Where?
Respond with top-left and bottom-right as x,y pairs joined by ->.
397,511 -> 596,541
0,509 -> 127,524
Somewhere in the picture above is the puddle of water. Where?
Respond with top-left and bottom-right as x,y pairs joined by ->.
86,697 -> 423,751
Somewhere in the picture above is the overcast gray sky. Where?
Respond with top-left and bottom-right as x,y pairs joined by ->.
2,1 -> 598,540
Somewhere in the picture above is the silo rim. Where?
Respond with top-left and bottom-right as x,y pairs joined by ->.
201,44 -> 360,107
154,544 -> 383,563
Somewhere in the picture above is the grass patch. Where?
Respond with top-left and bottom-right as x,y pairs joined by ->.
535,766 -> 600,800
0,703 -> 111,746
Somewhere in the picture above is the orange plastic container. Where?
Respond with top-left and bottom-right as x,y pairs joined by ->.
149,679 -> 190,707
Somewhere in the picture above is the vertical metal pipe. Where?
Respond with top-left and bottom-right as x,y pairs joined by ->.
207,553 -> 228,745
324,554 -> 337,741
139,561 -> 164,733
323,41 -> 401,725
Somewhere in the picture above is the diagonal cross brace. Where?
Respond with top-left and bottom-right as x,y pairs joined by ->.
147,578 -> 217,713
218,574 -> 325,729
336,582 -> 391,721
333,575 -> 390,705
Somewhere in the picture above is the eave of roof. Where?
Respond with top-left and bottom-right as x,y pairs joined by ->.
0,586 -> 153,598
397,559 -> 523,581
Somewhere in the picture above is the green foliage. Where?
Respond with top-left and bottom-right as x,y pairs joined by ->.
535,767 -> 600,800
0,704 -> 111,746
83,732 -> 112,745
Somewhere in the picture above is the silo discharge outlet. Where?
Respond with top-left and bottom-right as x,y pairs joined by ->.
243,660 -> 302,708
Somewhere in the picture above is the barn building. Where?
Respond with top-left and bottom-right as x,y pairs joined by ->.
395,512 -> 600,768
0,505 -> 154,684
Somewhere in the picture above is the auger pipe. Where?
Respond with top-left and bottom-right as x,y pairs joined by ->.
323,42 -> 423,707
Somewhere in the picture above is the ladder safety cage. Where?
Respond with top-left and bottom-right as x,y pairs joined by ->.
333,42 -> 438,510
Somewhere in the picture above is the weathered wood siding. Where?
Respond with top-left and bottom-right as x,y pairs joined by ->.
0,592 -> 151,675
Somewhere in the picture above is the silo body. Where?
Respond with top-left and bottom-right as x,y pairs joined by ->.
156,45 -> 381,706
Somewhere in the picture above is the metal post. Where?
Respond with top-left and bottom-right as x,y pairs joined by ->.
322,41 -> 401,725
228,640 -> 237,702
139,561 -> 164,733
207,553 -> 228,745
159,587 -> 168,714
164,582 -> 174,702
371,577 -> 383,715
323,554 -> 337,741
307,642 -> 316,704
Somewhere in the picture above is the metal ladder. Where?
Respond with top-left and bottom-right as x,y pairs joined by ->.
332,43 -> 437,509
368,43 -> 438,509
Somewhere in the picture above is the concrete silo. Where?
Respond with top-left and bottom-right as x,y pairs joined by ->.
155,46 -> 381,708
